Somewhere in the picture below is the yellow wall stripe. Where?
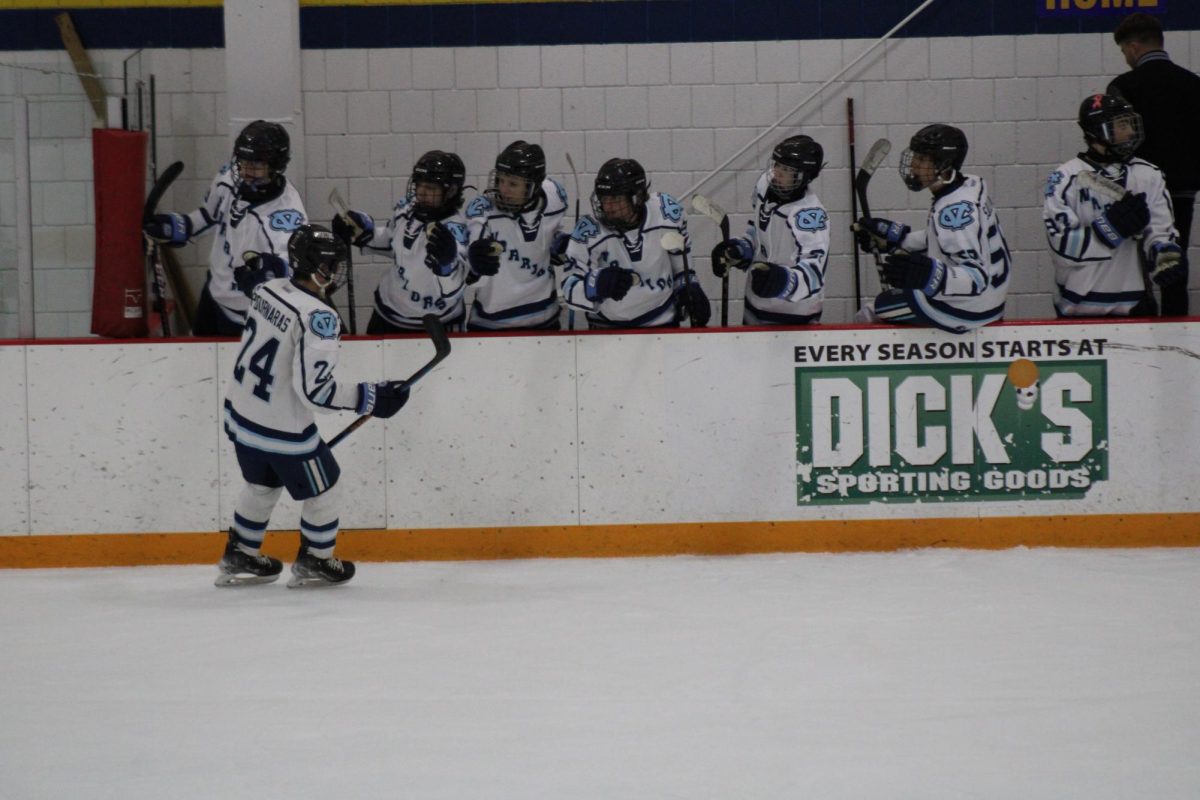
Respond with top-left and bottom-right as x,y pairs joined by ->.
2,514 -> 1198,569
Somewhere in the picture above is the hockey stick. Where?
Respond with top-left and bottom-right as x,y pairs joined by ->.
328,188 -> 359,334
564,152 -> 581,331
852,138 -> 891,278
690,194 -> 729,326
661,230 -> 706,327
143,160 -> 184,336
847,98 -> 863,308
1076,170 -> 1156,312
328,313 -> 452,449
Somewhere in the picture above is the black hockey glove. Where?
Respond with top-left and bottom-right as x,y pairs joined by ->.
143,212 -> 191,246
681,281 -> 711,327
360,380 -> 410,419
424,222 -> 458,276
710,238 -> 752,278
586,266 -> 635,302
550,232 -> 570,267
1093,191 -> 1149,247
331,210 -> 374,248
749,262 -> 795,299
233,252 -> 287,298
853,217 -> 910,255
467,239 -> 502,276
1149,242 -> 1185,287
882,251 -> 946,295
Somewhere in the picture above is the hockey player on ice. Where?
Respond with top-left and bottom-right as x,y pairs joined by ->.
853,124 -> 1012,334
561,158 -> 711,329
332,151 -> 470,334
463,141 -> 570,331
1042,93 -> 1182,317
218,224 -> 410,587
710,135 -> 831,325
143,120 -> 307,337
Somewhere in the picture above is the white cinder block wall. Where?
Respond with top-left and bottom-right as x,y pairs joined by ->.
1,31 -> 1198,338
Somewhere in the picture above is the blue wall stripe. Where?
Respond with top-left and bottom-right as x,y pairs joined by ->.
0,3 -> 1196,52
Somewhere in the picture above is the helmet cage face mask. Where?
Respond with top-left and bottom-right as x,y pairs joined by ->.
900,125 -> 967,191
591,159 -> 648,232
232,121 -> 289,193
1089,111 -> 1145,160
290,227 -> 349,297
487,170 -> 539,214
590,190 -> 646,232
407,152 -> 466,221
767,161 -> 809,201
766,136 -> 822,202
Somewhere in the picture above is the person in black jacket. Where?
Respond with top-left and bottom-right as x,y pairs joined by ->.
1108,12 -> 1200,317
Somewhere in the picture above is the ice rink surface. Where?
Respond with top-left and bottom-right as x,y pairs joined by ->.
2,547 -> 1198,799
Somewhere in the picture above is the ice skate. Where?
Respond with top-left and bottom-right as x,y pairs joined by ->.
287,547 -> 355,588
214,531 -> 283,587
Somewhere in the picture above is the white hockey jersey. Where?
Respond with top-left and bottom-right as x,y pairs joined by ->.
561,192 -> 692,328
894,174 -> 1011,332
1043,157 -> 1177,316
741,171 -> 831,324
366,196 -> 470,330
463,178 -> 569,329
223,277 -> 363,455
185,163 -> 307,324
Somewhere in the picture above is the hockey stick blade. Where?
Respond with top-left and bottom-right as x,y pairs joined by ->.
328,187 -> 362,236
329,314 -> 452,448
690,194 -> 730,241
144,160 -> 184,223
1076,170 -> 1127,203
853,139 -> 890,218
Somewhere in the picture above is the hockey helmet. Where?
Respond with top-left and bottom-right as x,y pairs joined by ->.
1078,93 -> 1144,162
591,158 -> 649,232
233,120 -> 290,192
408,150 -> 466,221
767,135 -> 823,202
489,140 -> 547,213
289,224 -> 349,296
900,124 -> 968,190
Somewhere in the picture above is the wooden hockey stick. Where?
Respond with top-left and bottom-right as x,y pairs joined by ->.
660,230 -> 706,327
852,138 -> 892,278
690,194 -> 730,326
328,313 -> 452,448
327,187 -> 359,334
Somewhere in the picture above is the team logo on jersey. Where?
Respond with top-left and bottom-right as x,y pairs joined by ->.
937,201 -> 975,231
466,196 -> 492,218
446,222 -> 469,244
572,217 -> 600,242
308,309 -> 339,340
793,208 -> 828,232
660,194 -> 683,222
270,209 -> 304,232
1045,171 -> 1064,197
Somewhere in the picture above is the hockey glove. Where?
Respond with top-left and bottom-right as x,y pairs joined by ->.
467,239 -> 502,277
853,217 -> 910,255
586,266 -> 635,302
143,212 -> 191,246
681,281 -> 711,327
710,238 -> 753,278
749,262 -> 795,299
331,210 -> 375,248
1093,191 -> 1150,247
882,251 -> 946,296
1149,242 -> 1185,287
233,252 -> 287,298
424,222 -> 458,276
358,380 -> 410,419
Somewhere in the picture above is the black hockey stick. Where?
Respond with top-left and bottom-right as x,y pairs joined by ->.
690,194 -> 729,326
564,152 -> 581,330
852,138 -> 891,278
143,160 -> 184,336
847,99 -> 863,308
328,188 -> 359,334
328,313 -> 452,449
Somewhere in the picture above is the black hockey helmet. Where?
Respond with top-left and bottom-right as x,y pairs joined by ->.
591,158 -> 649,232
900,124 -> 968,190
1078,93 -> 1144,162
233,120 -> 290,194
767,135 -> 823,202
289,224 -> 349,296
408,150 -> 466,221
489,140 -> 547,213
